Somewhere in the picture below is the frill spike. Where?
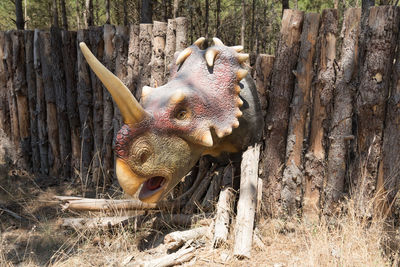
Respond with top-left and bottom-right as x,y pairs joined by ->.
237,53 -> 249,63
212,37 -> 224,46
236,69 -> 248,81
176,47 -> 192,65
230,45 -> 244,52
205,48 -> 219,67
193,37 -> 206,48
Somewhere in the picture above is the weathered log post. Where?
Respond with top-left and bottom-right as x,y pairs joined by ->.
102,24 -> 116,184
255,54 -> 274,114
51,26 -> 71,178
89,26 -> 104,186
382,12 -> 400,210
324,8 -> 361,215
233,144 -> 261,259
303,9 -> 338,222
352,6 -> 400,216
11,30 -> 31,168
175,17 -> 187,52
259,9 -> 304,217
151,21 -> 167,87
40,32 -> 61,176
165,19 -> 176,81
62,30 -> 80,176
77,29 -> 93,183
4,31 -> 20,148
34,30 -> 49,175
25,30 -> 40,173
281,13 -> 320,218
136,23 -> 153,100
126,24 -> 140,94
0,32 -> 11,138
201,166 -> 224,212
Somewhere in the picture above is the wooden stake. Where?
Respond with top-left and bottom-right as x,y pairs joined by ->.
281,12 -> 320,217
165,19 -> 176,81
233,144 -> 260,259
255,54 -> 274,113
126,24 -> 140,94
136,23 -> 153,100
175,17 -> 187,52
151,21 -> 167,87
0,31 -> 11,138
164,226 -> 210,250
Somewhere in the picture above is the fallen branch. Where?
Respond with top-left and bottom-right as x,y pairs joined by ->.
164,226 -> 210,250
60,216 -> 134,229
133,246 -> 195,267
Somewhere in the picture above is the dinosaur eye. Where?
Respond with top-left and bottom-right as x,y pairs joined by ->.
176,109 -> 188,120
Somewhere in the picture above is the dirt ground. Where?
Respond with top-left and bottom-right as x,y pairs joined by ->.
1,133 -> 399,267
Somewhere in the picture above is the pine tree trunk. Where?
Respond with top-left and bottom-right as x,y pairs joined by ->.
25,30 -> 40,173
241,0 -> 245,47
34,30 -> 49,175
105,0 -> 110,24
60,0 -> 68,30
40,32 -> 61,176
352,6 -> 400,216
0,32 -> 11,137
259,9 -> 304,217
15,0 -> 24,30
141,0 -> 153,23
255,54 -> 274,113
52,0 -> 59,27
281,12 -> 320,218
324,8 -> 361,215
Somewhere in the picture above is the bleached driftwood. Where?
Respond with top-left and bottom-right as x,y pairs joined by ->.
212,164 -> 236,248
54,196 -> 157,211
133,246 -> 195,267
233,144 -> 261,259
164,226 -> 210,250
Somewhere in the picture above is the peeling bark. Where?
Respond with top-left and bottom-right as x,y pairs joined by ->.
0,32 -> 10,137
255,54 -> 274,114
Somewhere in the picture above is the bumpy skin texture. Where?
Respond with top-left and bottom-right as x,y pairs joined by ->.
115,40 -> 263,202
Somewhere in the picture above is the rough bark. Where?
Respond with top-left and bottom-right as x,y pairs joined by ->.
352,6 -> 400,216
259,9 -> 304,217
34,30 -> 49,175
255,54 -> 274,114
141,0 -> 153,23
60,0 -> 68,30
102,24 -> 116,184
382,15 -> 400,207
62,30 -> 80,176
52,0 -> 59,27
281,13 -> 320,218
241,0 -> 245,47
0,32 -> 11,137
302,9 -> 338,222
51,26 -> 71,178
25,30 -> 40,173
12,30 -> 30,169
88,26 -> 104,185
165,19 -> 176,81
175,17 -> 187,52
113,25 -> 129,147
233,144 -> 260,259
151,21 -> 167,87
324,8 -> 361,215
164,226 -> 210,250
136,23 -> 153,99
126,24 -> 140,94
77,29 -> 93,183
15,0 -> 24,30
201,166 -> 224,212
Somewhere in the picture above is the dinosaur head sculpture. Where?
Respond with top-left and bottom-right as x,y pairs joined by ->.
80,37 -> 255,203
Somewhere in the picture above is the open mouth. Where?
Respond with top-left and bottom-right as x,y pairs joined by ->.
139,176 -> 167,200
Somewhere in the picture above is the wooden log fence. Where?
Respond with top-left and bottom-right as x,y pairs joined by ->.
1,6 -> 400,223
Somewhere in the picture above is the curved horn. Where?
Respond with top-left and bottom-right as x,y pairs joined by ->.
80,42 -> 149,124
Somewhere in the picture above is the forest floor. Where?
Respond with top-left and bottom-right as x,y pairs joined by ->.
1,134 -> 400,267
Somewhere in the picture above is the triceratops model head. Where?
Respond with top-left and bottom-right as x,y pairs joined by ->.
80,37 -> 263,203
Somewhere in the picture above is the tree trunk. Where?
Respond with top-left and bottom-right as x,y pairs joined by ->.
255,54 -> 275,113
34,30 -> 49,175
52,0 -> 59,27
15,0 -> 24,30
77,29 -> 93,184
62,30 -> 80,177
282,0 -> 289,16
25,30 -> 40,173
88,26 -> 104,186
76,0 -> 81,30
281,12 -> 320,218
136,23 -> 153,99
175,17 -> 187,52
165,19 -> 176,81
40,32 -> 61,176
303,9 -> 338,222
259,10 -> 304,217
0,32 -> 11,138
60,0 -> 68,30
216,0 -> 221,36
141,0 -> 152,23
151,21 -> 167,87
352,6 -> 400,216
123,0 -> 128,26
51,26 -> 71,178
324,8 -> 361,215
105,0 -> 110,24
126,25 -> 140,94
173,0 -> 179,18
241,0 -> 245,47
85,0 -> 94,27
205,0 -> 209,40
12,30 -> 30,169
